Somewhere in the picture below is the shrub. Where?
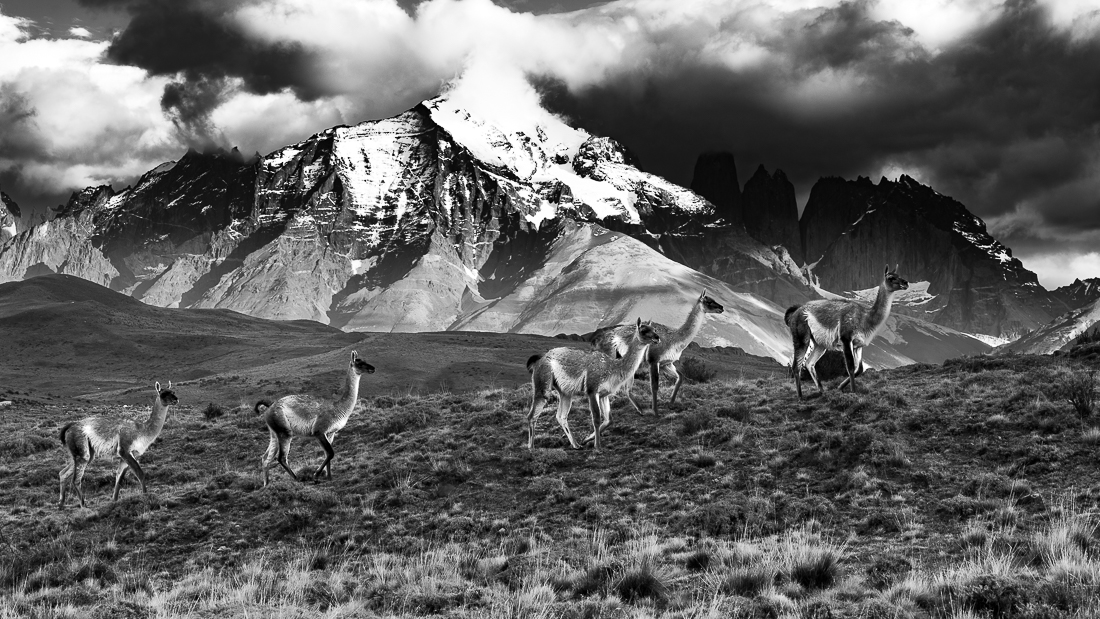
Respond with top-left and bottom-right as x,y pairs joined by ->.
1057,369 -> 1097,419
680,357 -> 716,383
200,402 -> 225,420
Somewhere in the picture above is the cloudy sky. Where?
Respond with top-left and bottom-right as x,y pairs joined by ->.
0,0 -> 1098,287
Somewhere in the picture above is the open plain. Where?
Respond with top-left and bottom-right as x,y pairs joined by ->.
2,279 -> 1100,618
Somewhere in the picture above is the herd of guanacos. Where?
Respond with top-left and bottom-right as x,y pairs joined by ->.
56,266 -> 909,508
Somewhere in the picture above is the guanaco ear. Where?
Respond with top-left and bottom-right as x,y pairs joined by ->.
167,381 -> 172,390
635,317 -> 642,331
700,288 -> 708,300
884,264 -> 890,276
351,350 -> 358,361
894,263 -> 899,274
155,381 -> 161,392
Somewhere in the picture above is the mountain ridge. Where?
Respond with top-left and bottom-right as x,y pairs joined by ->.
0,97 -> 1004,367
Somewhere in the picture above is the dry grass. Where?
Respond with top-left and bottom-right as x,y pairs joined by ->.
2,354 -> 1100,616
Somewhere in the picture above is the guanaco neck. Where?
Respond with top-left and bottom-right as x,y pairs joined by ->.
865,282 -> 895,334
334,365 -> 362,419
139,395 -> 170,439
672,300 -> 707,346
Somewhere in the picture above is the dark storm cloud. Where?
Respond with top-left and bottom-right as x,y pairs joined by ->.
0,86 -> 42,161
76,0 -> 321,145
539,0 -> 1100,243
103,1 -> 316,94
160,77 -> 231,147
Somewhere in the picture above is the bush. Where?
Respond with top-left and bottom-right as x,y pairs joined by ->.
680,357 -> 716,383
200,402 -> 226,420
1057,369 -> 1096,419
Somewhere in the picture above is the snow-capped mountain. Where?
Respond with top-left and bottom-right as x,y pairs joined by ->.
0,96 -> 994,367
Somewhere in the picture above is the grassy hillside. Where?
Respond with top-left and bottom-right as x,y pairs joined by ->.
0,274 -> 783,405
2,353 -> 1099,618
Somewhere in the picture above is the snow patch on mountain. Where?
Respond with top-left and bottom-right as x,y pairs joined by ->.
963,332 -> 1010,347
332,112 -> 433,233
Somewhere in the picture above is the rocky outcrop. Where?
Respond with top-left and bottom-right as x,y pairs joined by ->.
1,190 -> 19,241
803,175 -> 1066,339
800,176 -> 879,265
741,165 -> 803,265
690,152 -> 741,225
1051,278 -> 1100,311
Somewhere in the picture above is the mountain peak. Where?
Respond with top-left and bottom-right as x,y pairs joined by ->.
742,163 -> 802,264
690,152 -> 741,224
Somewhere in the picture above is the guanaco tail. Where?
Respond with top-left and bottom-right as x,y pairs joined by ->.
590,290 -> 724,415
58,381 -> 179,508
526,318 -> 660,450
257,351 -> 375,486
786,265 -> 908,399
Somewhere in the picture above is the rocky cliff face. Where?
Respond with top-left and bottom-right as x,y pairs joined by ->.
1051,278 -> 1100,310
690,152 -> 741,225
800,176 -> 880,265
802,175 -> 1067,339
1,190 -> 19,241
684,154 -> 811,306
741,165 -> 803,265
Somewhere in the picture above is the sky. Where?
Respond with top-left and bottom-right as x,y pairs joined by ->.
0,0 -> 1098,288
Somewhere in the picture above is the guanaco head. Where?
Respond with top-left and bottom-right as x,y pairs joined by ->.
632,317 -> 661,346
699,289 -> 724,314
155,381 -> 179,406
350,351 -> 376,375
883,264 -> 909,292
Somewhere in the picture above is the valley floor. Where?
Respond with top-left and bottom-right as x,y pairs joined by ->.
2,354 -> 1100,618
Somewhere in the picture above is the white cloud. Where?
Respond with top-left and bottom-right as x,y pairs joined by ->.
871,0 -> 1006,50
68,26 -> 92,39
209,86 -> 348,156
0,12 -> 178,195
1015,251 -> 1100,289
3,0 -> 1100,209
